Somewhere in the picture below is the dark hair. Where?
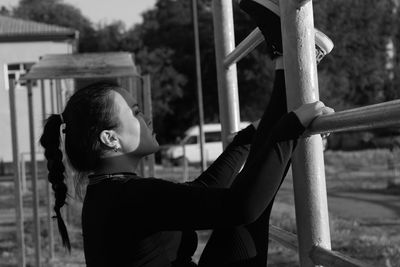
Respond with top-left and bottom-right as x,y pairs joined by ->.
40,82 -> 122,250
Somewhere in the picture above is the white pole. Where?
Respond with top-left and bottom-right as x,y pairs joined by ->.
280,1 -> 331,266
9,79 -> 26,267
27,80 -> 42,266
212,0 -> 241,147
41,80 -> 55,261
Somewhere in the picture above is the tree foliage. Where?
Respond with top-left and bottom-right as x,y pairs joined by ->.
13,0 -> 97,52
314,0 -> 397,109
127,0 -> 274,141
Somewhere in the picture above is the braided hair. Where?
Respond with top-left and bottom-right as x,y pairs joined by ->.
40,82 -> 121,251
40,114 -> 70,250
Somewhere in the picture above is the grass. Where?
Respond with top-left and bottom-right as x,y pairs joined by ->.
0,149 -> 399,266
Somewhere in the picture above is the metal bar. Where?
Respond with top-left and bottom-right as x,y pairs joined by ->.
9,79 -> 26,267
310,246 -> 374,267
19,153 -> 27,193
135,67 -> 146,177
191,0 -> 207,171
27,80 -> 42,267
142,74 -> 155,177
41,80 -> 55,261
212,0 -> 241,148
280,1 -> 331,266
306,99 -> 400,136
269,224 -> 298,251
55,80 -> 72,225
50,80 -> 56,114
56,80 -> 63,113
268,225 -> 371,267
182,143 -> 189,182
224,28 -> 264,68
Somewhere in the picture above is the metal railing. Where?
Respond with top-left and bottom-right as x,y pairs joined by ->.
212,0 -> 398,266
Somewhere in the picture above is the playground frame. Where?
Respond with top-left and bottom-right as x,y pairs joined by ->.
6,0 -> 400,266
212,0 -> 399,266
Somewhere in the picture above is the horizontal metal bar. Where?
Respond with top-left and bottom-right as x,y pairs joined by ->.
310,245 -> 374,267
269,225 -> 372,267
223,28 -> 264,68
306,99 -> 400,136
268,224 -> 298,251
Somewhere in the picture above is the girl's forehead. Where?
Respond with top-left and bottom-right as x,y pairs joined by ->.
112,87 -> 136,106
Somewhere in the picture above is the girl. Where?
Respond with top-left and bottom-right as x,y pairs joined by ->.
40,0 -> 334,266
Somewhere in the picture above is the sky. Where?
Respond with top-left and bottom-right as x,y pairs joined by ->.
0,0 -> 158,27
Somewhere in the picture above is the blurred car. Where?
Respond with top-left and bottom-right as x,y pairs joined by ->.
163,122 -> 250,165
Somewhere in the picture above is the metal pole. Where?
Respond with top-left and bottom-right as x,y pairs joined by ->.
182,143 -> 189,182
9,79 -> 26,267
212,0 -> 241,148
50,80 -> 56,114
191,0 -> 207,171
136,68 -> 146,177
27,80 -> 42,267
224,28 -> 264,68
142,75 -> 155,177
19,153 -> 27,193
56,80 -> 62,113
280,1 -> 331,266
41,80 -> 55,261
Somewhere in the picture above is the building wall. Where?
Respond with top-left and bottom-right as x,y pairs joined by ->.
0,41 -> 73,163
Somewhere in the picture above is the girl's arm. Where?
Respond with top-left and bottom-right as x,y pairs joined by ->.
187,124 -> 255,188
121,111 -> 304,231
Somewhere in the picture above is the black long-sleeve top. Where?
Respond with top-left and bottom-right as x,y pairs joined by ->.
82,112 -> 305,267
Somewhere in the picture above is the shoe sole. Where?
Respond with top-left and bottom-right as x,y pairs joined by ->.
240,0 -> 334,55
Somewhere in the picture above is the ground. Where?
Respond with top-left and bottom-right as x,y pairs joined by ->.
0,149 -> 399,266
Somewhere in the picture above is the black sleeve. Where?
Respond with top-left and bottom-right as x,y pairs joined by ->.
187,125 -> 255,188
122,112 -> 304,231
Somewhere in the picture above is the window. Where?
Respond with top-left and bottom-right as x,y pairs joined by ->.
205,131 -> 221,142
185,136 -> 197,144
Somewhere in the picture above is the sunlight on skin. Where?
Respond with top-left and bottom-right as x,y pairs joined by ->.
113,91 -> 141,152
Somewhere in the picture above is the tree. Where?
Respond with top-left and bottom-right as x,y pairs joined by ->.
13,0 -> 97,52
128,0 -> 275,142
314,0 -> 396,109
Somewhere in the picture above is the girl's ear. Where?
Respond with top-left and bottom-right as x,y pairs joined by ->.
99,130 -> 119,149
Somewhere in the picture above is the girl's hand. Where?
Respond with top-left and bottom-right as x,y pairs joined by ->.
294,101 -> 334,128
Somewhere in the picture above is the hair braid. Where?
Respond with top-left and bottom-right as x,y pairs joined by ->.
40,114 -> 71,251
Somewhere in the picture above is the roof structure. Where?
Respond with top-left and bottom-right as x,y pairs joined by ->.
21,52 -> 139,80
0,15 -> 77,42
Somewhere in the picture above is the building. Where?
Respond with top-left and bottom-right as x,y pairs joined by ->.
0,15 -> 78,165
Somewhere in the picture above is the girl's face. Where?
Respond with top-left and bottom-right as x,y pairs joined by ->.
112,89 -> 159,156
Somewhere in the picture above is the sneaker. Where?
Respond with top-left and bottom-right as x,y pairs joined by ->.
239,0 -> 334,63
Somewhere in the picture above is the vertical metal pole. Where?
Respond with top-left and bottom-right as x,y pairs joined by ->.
212,0 -> 241,148
56,80 -> 62,113
182,143 -> 188,182
136,68 -> 146,177
280,1 -> 331,266
55,80 -> 71,224
50,80 -> 56,114
27,80 -> 41,267
142,75 -> 155,177
19,153 -> 27,193
191,0 -> 207,171
9,79 -> 26,267
41,80 -> 55,261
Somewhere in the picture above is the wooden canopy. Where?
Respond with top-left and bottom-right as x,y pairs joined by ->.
21,52 -> 138,80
